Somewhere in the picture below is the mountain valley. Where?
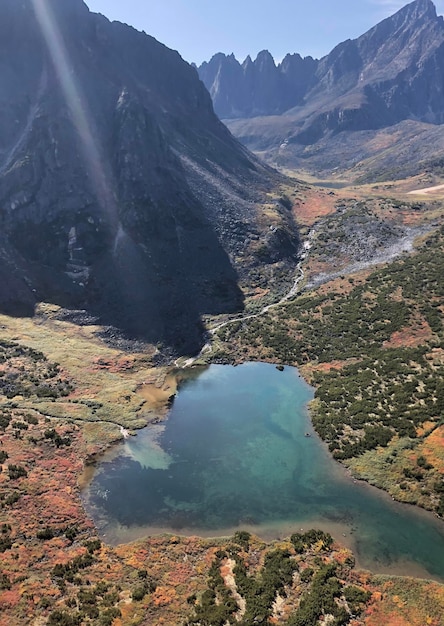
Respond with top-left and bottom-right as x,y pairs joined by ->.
1,1 -> 444,625
1,170 -> 444,626
199,0 -> 444,184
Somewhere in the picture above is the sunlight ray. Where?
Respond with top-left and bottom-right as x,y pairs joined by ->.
31,0 -> 116,219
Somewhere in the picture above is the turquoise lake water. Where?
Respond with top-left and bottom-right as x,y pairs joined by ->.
84,362 -> 444,580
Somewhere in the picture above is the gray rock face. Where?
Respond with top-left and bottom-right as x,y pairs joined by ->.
0,0 -> 298,354
198,50 -> 318,118
294,0 -> 444,141
201,0 -> 444,144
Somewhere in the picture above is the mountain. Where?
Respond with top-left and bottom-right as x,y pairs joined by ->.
286,0 -> 444,143
199,0 -> 444,177
0,0 -> 300,355
198,51 -> 318,119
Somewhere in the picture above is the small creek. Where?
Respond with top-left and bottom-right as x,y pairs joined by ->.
82,363 -> 444,581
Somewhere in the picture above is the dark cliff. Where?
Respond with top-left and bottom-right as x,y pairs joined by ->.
0,0 -> 300,354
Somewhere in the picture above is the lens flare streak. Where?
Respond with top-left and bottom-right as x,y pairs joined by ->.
31,0 -> 116,217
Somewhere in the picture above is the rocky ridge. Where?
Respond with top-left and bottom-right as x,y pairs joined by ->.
198,50 -> 317,119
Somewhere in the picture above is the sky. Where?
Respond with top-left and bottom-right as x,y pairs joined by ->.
84,0 -> 444,65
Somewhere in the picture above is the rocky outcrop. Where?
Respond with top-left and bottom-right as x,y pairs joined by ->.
0,0 -> 300,355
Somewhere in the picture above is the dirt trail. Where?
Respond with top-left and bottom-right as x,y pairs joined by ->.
207,239 -> 313,338
220,558 -> 246,621
179,249 -> 310,365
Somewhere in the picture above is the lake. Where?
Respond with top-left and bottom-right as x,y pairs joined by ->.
82,362 -> 444,580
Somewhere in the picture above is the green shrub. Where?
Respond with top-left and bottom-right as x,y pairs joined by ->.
47,610 -> 82,626
36,526 -> 55,541
7,464 -> 27,480
0,573 -> 11,590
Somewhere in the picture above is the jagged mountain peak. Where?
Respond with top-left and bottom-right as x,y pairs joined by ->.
208,51 -> 235,63
312,0 -> 443,86
281,53 -> 304,65
255,50 -> 276,66
198,49 -> 319,118
356,0 -> 442,51
402,0 -> 438,18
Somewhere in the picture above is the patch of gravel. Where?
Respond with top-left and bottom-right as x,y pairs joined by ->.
305,222 -> 436,290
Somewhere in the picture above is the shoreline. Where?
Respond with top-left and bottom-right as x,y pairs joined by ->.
79,351 -> 444,526
80,360 -> 444,583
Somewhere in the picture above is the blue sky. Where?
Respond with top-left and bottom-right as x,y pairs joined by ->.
85,0 -> 444,65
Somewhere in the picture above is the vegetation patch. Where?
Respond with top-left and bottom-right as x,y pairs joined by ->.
186,530 -> 370,626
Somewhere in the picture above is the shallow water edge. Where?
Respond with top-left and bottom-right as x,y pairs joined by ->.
81,362 -> 444,582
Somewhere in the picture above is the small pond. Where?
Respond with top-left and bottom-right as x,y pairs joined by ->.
82,363 -> 444,580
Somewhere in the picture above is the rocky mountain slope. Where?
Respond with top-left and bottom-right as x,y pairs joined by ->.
0,0 -> 299,355
267,119 -> 444,183
199,0 -> 444,178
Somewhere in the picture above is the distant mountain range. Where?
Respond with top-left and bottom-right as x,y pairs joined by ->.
0,0 -> 300,354
198,0 -> 444,178
199,50 -> 318,120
